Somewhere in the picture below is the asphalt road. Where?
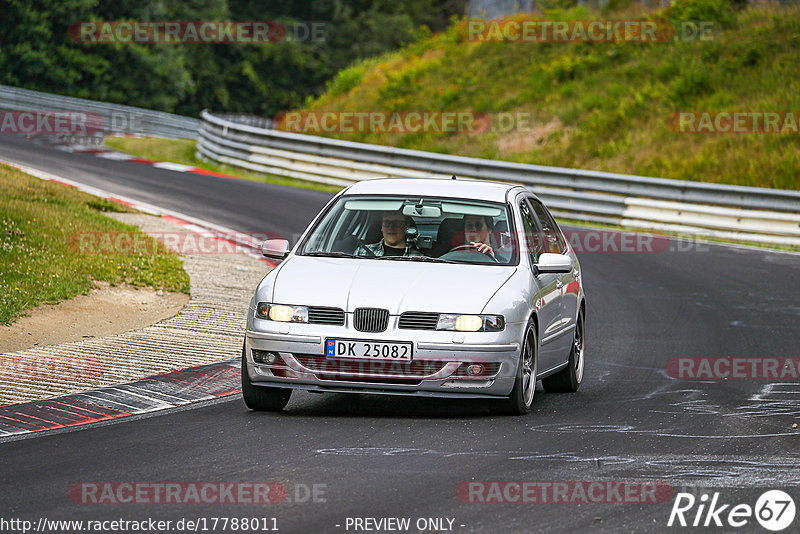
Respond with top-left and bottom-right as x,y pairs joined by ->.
1,135 -> 799,533
0,134 -> 330,239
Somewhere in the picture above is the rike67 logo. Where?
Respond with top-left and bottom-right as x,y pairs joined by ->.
668,490 -> 796,531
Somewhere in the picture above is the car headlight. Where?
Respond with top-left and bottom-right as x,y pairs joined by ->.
256,302 -> 308,323
436,314 -> 504,332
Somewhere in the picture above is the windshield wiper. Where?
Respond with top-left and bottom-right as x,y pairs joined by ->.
376,255 -> 457,264
302,251 -> 359,258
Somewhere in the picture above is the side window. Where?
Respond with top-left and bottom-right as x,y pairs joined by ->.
528,199 -> 566,254
519,200 -> 543,264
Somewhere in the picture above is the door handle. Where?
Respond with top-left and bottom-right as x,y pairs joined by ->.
556,279 -> 563,288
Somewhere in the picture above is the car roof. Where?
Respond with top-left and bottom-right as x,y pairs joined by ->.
342,178 -> 523,203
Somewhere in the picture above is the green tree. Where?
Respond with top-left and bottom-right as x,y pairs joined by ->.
0,0 -> 468,116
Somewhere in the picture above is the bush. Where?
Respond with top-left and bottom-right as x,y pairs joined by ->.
667,0 -> 736,28
327,67 -> 365,98
668,60 -> 713,105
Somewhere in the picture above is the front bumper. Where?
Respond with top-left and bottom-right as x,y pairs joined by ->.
243,321 -> 522,399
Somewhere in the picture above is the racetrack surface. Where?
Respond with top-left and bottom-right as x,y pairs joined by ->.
1,135 -> 799,533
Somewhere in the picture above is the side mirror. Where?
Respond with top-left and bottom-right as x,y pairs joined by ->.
261,239 -> 290,260
535,252 -> 572,274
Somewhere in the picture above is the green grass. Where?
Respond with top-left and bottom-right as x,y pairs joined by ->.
104,137 -> 199,166
0,164 -> 190,325
104,137 -> 342,193
293,1 -> 800,190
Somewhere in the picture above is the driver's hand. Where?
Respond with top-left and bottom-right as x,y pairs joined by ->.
470,241 -> 494,256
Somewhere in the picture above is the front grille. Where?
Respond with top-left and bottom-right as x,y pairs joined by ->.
353,307 -> 389,333
398,311 -> 440,330
308,306 -> 345,325
316,375 -> 422,385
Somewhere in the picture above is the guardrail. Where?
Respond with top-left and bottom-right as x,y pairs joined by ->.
198,110 -> 800,246
0,85 -> 201,139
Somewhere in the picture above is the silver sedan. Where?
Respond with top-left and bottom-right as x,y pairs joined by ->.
242,178 -> 585,415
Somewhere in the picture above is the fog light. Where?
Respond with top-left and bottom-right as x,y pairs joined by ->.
252,349 -> 277,365
466,364 -> 484,376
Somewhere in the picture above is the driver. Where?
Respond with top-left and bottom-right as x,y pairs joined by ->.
355,210 -> 424,257
462,214 -> 498,259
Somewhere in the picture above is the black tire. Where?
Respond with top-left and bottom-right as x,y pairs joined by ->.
241,342 -> 292,411
543,308 -> 584,393
494,321 -> 537,415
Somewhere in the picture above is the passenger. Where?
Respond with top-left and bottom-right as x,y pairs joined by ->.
355,210 -> 424,257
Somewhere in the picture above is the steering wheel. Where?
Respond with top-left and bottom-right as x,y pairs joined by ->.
354,240 -> 377,257
448,244 -> 478,252
444,244 -> 498,263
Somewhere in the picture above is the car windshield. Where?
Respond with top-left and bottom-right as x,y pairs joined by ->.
299,195 -> 517,265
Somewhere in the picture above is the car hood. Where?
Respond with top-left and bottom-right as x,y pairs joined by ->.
271,256 -> 516,314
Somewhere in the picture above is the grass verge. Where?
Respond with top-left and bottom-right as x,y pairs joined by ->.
104,137 -> 342,193
0,164 -> 190,325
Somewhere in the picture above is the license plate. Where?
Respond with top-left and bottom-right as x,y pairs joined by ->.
325,339 -> 412,361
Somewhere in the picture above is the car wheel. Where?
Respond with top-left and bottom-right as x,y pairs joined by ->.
543,308 -> 584,393
494,321 -> 537,415
241,341 -> 292,411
